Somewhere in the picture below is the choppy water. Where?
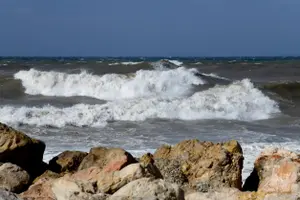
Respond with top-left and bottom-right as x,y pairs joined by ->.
1,57 -> 300,180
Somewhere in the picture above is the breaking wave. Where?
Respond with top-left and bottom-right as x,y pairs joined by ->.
0,79 -> 280,127
14,67 -> 204,100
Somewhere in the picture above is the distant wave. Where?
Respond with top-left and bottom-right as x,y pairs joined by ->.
200,73 -> 230,81
167,60 -> 183,66
0,79 -> 280,127
14,67 -> 204,100
108,61 -> 144,66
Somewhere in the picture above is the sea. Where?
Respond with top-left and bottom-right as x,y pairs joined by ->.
1,56 -> 300,180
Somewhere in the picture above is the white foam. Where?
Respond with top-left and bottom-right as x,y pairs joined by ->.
167,60 -> 183,66
14,67 -> 204,100
0,79 -> 280,128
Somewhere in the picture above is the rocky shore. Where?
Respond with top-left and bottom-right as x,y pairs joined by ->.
0,122 -> 299,200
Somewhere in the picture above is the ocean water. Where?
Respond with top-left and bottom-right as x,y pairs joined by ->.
1,57 -> 300,180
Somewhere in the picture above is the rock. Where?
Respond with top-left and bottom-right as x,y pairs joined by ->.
68,193 -> 109,200
185,188 -> 240,200
0,163 -> 30,193
0,189 -> 22,200
21,175 -> 57,200
139,153 -> 163,179
51,177 -> 97,200
153,139 -> 243,191
154,159 -> 187,186
244,148 -> 300,195
0,123 -> 46,177
71,167 -> 103,182
109,178 -> 184,200
49,151 -> 88,173
78,147 -> 136,171
96,163 -> 146,194
33,170 -> 62,184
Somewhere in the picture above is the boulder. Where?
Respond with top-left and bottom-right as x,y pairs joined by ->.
51,177 -> 97,200
0,163 -> 30,193
68,193 -> 109,200
0,123 -> 46,177
96,163 -> 146,194
21,176 -> 57,200
244,148 -> 300,195
70,167 -> 103,182
109,178 -> 184,200
185,188 -> 240,200
0,189 -> 22,200
153,139 -> 243,191
139,153 -> 163,179
49,151 -> 88,173
78,147 -> 136,171
71,163 -> 159,194
33,170 -> 62,184
154,159 -> 187,186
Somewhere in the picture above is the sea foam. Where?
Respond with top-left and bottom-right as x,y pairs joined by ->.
0,79 -> 280,127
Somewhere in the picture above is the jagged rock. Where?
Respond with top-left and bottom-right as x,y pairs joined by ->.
0,163 -> 30,193
153,139 -> 243,191
244,148 -> 300,196
78,147 -> 136,171
154,159 -> 187,186
0,123 -> 46,177
109,178 -> 184,200
49,151 -> 88,173
139,153 -> 163,179
0,189 -> 22,200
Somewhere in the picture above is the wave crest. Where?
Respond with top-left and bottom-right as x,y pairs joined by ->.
0,79 -> 280,127
14,67 -> 204,100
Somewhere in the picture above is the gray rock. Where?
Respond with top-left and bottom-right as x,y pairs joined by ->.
0,189 -> 21,200
0,163 -> 30,193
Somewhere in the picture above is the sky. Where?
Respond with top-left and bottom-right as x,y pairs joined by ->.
0,0 -> 300,57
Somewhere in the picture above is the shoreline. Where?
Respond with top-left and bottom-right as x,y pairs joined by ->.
1,122 -> 299,200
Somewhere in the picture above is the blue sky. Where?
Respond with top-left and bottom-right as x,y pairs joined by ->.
1,0 -> 300,56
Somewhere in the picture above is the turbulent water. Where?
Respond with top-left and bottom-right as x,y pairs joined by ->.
1,57 -> 300,180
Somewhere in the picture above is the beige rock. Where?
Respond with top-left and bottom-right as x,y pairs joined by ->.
0,123 -> 46,177
109,178 -> 184,200
33,170 -> 62,184
96,163 -> 145,194
51,177 -> 97,200
71,167 -> 103,182
21,177 -> 56,200
185,188 -> 240,200
78,147 -> 136,172
68,193 -> 109,200
244,148 -> 300,196
0,163 -> 30,193
49,151 -> 88,173
154,139 -> 243,191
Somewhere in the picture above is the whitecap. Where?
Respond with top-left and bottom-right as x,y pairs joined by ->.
0,79 -> 280,127
14,67 -> 204,100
